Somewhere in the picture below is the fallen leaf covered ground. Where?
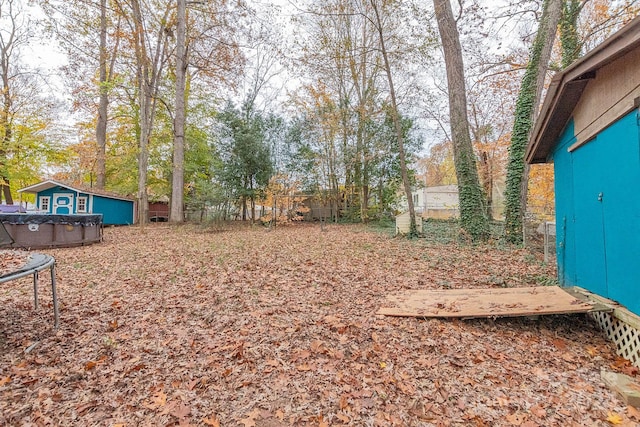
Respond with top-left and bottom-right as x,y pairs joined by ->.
0,251 -> 31,277
0,223 -> 637,426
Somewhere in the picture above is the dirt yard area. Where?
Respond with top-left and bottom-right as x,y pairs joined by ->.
0,223 -> 637,426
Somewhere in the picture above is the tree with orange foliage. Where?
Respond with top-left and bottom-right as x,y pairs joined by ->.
259,173 -> 311,226
417,141 -> 456,188
527,164 -> 555,220
578,0 -> 639,52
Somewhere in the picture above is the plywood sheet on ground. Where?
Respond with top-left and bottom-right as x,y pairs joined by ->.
378,286 -> 595,318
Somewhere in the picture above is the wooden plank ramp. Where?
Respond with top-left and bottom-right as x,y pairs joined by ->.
378,286 -> 601,319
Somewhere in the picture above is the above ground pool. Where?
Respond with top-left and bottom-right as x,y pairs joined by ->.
0,213 -> 103,249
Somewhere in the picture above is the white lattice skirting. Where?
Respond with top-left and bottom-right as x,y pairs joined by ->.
590,310 -> 640,368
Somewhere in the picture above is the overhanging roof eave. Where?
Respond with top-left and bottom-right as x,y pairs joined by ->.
526,14 -> 640,163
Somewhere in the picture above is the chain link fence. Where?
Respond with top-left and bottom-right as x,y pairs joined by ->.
524,206 -> 556,262
420,210 -> 556,261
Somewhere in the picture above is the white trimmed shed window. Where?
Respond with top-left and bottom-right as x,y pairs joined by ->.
39,196 -> 51,212
77,196 -> 88,213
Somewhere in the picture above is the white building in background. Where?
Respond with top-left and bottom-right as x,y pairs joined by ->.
398,180 -> 506,232
396,185 -> 460,234
412,185 -> 460,219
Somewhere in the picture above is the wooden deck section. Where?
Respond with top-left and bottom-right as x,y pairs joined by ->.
378,286 -> 605,319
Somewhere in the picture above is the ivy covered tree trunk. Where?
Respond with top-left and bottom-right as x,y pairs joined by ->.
504,0 -> 562,244
560,0 -> 583,67
433,0 -> 489,242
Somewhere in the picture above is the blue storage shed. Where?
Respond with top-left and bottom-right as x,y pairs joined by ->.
18,180 -> 136,226
526,17 -> 640,316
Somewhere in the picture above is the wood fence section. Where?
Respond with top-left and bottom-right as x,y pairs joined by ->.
378,286 -> 596,319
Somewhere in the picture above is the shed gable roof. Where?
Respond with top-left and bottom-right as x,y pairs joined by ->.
526,15 -> 640,164
18,180 -> 135,202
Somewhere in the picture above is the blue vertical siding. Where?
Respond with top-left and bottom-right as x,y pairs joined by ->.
92,196 -> 134,225
571,134 -> 609,297
553,111 -> 640,315
552,120 -> 577,287
596,111 -> 640,314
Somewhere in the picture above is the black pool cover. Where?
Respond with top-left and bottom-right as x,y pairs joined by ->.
0,213 -> 103,226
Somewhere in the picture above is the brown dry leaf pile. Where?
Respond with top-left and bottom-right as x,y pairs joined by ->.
0,223 -> 638,426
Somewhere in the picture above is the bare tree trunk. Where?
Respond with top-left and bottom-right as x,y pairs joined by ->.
1,183 -> 11,204
369,0 -> 417,235
129,0 -> 170,227
0,111 -> 13,204
135,89 -> 149,227
95,0 -> 108,189
433,0 -> 489,241
131,0 -> 149,226
470,104 -> 493,220
0,1 -> 16,205
348,15 -> 375,223
242,193 -> 247,221
251,197 -> 255,224
170,0 -> 187,223
479,151 -> 493,220
249,179 -> 255,224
